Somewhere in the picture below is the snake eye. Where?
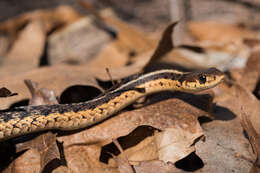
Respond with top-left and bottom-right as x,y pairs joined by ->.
199,75 -> 207,83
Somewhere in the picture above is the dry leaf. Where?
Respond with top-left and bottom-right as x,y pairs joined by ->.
112,139 -> 134,173
0,35 -> 10,58
232,49 -> 260,92
87,43 -> 129,69
216,83 -> 260,134
0,64 -> 102,109
194,104 -> 253,173
0,20 -> 46,77
24,79 -> 58,106
5,132 -> 59,173
240,111 -> 260,172
92,51 -> 153,81
133,160 -> 181,173
0,6 -> 81,37
48,15 -> 112,65
3,149 -> 41,173
93,21 -> 180,81
57,93 -> 212,172
102,9 -> 155,57
113,155 -> 134,173
52,166 -> 76,173
146,22 -> 177,66
155,125 -> 203,163
188,22 -> 254,43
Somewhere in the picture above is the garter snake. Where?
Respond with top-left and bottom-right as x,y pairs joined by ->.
0,68 -> 225,141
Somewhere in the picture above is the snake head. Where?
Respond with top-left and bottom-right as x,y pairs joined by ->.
179,67 -> 225,92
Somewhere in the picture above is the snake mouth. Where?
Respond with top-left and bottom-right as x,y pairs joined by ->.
182,74 -> 225,92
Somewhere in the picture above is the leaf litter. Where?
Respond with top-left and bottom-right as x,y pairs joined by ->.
0,2 -> 260,173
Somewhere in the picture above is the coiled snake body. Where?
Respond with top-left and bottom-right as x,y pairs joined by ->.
0,68 -> 225,141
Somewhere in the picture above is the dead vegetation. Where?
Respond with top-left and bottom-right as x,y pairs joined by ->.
0,2 -> 260,173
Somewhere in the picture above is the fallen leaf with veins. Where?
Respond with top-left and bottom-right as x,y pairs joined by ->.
3,149 -> 41,173
57,92 -> 212,172
155,126 -> 203,163
5,132 -> 59,173
4,82 -> 61,173
194,109 -> 253,173
216,83 -> 260,134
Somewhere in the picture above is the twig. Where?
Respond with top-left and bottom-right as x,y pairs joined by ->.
106,67 -> 115,86
112,139 -> 135,173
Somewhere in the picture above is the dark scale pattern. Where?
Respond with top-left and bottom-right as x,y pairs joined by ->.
0,68 -> 223,124
0,71 -> 184,123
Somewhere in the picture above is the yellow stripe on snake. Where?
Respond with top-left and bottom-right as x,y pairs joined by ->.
0,68 -> 225,141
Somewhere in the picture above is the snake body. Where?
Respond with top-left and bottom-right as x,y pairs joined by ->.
0,68 -> 225,141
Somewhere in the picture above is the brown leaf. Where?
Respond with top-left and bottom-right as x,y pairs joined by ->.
133,160 -> 182,173
155,125 -> 203,163
3,149 -> 41,173
5,132 -> 59,173
57,93 -> 211,172
188,22 -> 254,43
92,51 -> 153,81
0,20 -> 46,77
113,155 -> 134,173
243,38 -> 260,49
48,14 -> 112,65
217,83 -> 260,134
87,43 -> 129,69
0,64 -> 103,109
88,9 -> 157,81
112,139 -> 134,173
24,79 -> 58,106
0,6 -> 81,37
52,166 -> 76,173
195,111 -> 253,173
233,49 -> 260,92
147,22 -> 178,64
0,35 -> 10,58
93,21 -> 180,81
240,111 -> 260,172
103,9 -> 156,57
199,82 -> 260,172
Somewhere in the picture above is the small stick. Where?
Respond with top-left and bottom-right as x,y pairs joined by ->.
112,139 -> 135,173
106,67 -> 115,86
